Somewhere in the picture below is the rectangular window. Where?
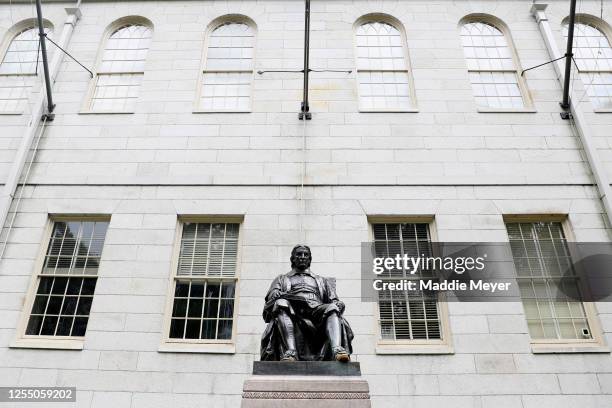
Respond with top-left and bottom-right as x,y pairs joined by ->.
372,222 -> 442,341
25,220 -> 109,338
168,222 -> 239,342
505,221 -> 592,340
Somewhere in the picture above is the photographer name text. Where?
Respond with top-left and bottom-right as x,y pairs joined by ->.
373,279 -> 512,293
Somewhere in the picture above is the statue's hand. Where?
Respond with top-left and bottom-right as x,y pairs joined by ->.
334,300 -> 345,314
269,290 -> 282,301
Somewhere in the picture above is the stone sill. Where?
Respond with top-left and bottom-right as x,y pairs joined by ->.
192,110 -> 251,114
359,109 -> 419,113
375,344 -> 454,355
477,107 -> 537,113
531,342 -> 610,354
158,342 -> 235,354
10,338 -> 84,350
79,110 -> 135,115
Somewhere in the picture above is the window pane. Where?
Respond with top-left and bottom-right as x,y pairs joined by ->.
200,72 -> 252,111
506,221 -> 591,340
358,71 -> 411,111
356,21 -> 406,71
177,223 -> 239,278
41,316 -> 58,335
372,223 -> 441,340
461,22 -> 524,108
0,75 -> 33,113
90,73 -> 144,112
579,71 -> 612,110
217,320 -> 233,340
206,22 -> 254,71
468,71 -> 523,109
564,22 -> 612,90
25,315 -> 43,336
26,277 -> 98,337
99,25 -> 152,73
170,319 -> 185,338
0,27 -> 52,75
71,317 -> 88,336
43,221 -> 108,276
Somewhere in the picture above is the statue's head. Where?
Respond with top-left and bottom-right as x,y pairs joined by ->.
290,244 -> 312,271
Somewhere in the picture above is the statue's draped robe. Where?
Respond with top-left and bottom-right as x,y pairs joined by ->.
260,271 -> 354,361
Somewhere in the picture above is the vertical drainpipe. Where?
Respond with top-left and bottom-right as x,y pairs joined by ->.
531,3 -> 612,230
0,6 -> 82,243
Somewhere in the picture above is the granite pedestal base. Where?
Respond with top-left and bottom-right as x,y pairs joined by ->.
241,362 -> 371,408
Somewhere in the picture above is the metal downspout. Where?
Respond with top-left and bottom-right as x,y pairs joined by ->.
0,6 -> 82,250
531,3 -> 612,230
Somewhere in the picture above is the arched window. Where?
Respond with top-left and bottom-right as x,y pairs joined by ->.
563,21 -> 612,110
0,24 -> 52,113
355,19 -> 414,111
198,20 -> 255,112
460,20 -> 526,109
88,22 -> 152,112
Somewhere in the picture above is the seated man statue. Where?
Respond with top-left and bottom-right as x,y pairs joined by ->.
260,245 -> 354,362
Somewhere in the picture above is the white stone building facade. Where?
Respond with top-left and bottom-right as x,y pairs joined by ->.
0,0 -> 611,407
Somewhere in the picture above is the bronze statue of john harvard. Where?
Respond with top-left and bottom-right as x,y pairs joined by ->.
260,245 -> 354,362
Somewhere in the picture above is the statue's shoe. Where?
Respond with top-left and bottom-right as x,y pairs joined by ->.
281,350 -> 297,362
333,347 -> 350,362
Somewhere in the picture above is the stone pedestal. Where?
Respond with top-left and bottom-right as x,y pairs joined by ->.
241,362 -> 371,408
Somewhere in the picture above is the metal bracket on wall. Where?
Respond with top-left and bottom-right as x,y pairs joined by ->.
42,112 -> 55,122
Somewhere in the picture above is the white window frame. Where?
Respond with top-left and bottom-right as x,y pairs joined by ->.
353,14 -> 418,113
0,19 -> 53,115
562,14 -> 612,113
11,215 -> 110,350
459,14 -> 535,113
503,214 -> 608,354
159,216 -> 243,354
368,216 -> 453,355
81,16 -> 153,114
194,15 -> 257,114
